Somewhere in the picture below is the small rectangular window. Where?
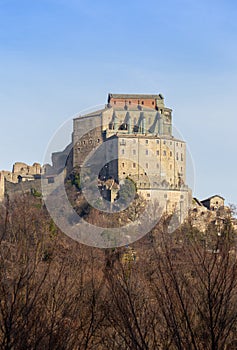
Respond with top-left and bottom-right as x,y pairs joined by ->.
146,163 -> 148,168
146,140 -> 148,144
156,150 -> 159,156
146,150 -> 148,155
133,163 -> 136,168
170,151 -> 172,156
156,140 -> 159,144
48,177 -> 54,184
133,149 -> 136,155
121,149 -> 125,155
163,150 -> 166,156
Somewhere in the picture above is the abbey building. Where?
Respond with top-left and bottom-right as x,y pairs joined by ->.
68,93 -> 192,213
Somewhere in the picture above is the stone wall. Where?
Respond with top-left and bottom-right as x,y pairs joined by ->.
137,187 -> 192,218
103,108 -> 172,137
0,172 -> 5,201
108,93 -> 167,110
5,179 -> 42,198
201,196 -> 225,210
12,162 -> 41,175
73,114 -> 103,170
0,162 -> 43,201
115,134 -> 186,188
1,170 -> 18,183
52,143 -> 73,173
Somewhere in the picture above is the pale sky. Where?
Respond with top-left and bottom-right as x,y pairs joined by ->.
0,0 -> 236,205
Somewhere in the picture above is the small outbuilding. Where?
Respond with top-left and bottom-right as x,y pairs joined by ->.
201,195 -> 225,211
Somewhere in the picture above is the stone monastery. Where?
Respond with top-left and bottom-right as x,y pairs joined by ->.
0,93 -> 228,225
52,93 -> 191,213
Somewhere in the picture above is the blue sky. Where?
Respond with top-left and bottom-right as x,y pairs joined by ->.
0,0 -> 236,205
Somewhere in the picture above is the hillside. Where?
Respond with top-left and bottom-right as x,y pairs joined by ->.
0,192 -> 237,349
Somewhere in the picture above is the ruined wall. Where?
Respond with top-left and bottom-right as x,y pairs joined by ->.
12,162 -> 41,175
1,170 -> 18,183
0,162 -> 43,201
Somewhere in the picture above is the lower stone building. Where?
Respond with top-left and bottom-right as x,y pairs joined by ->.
201,195 -> 225,211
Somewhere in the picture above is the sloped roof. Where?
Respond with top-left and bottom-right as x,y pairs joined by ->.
108,93 -> 164,100
193,197 -> 204,206
201,195 -> 225,202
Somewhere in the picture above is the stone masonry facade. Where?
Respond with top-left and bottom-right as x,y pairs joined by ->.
71,93 -> 191,213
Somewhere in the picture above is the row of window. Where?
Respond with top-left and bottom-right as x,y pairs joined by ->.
121,148 -> 183,160
121,162 -> 183,172
77,138 -> 100,147
113,100 -> 155,106
121,139 -> 183,147
145,193 -> 184,199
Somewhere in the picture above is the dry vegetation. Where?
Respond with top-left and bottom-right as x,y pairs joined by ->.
0,193 -> 237,349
